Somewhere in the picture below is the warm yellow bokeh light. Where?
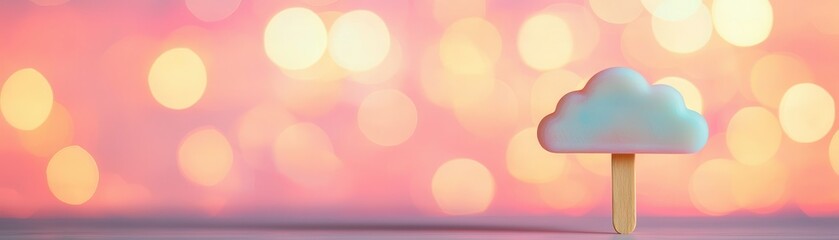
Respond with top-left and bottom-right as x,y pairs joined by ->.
420,45 -> 496,109
350,39 -> 403,84
19,103 -> 73,157
589,0 -> 644,24
329,10 -> 391,72
1,68 -> 53,130
642,0 -> 701,21
178,127 -> 234,187
544,3 -> 600,62
651,4 -> 712,54
654,77 -> 703,113
779,83 -> 835,143
264,7 -> 328,70
829,131 -> 839,176
506,128 -> 566,184
432,0 -> 485,25
273,123 -> 342,187
357,89 -> 417,146
432,158 -> 495,215
621,15 -> 677,69
439,17 -> 502,74
731,161 -> 788,214
185,0 -> 241,22
750,53 -> 812,108
47,145 -> 99,205
712,0 -> 773,47
518,13 -> 573,71
689,158 -> 738,216
279,11 -> 347,82
727,107 -> 781,166
148,48 -> 207,110
530,70 -> 583,125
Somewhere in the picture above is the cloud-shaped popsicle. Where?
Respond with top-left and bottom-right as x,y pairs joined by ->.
537,67 -> 708,154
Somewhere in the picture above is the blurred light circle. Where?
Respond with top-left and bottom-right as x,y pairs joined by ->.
418,46 -> 450,108
432,158 -> 495,215
726,107 -> 781,166
621,15 -> 677,69
273,16 -> 342,111
506,128 -> 566,184
432,0 -> 485,25
47,145 -> 99,205
654,77 -> 703,113
264,7 -> 327,70
589,0 -> 644,24
689,158 -> 738,215
419,45 -> 496,109
1,68 -> 53,130
530,69 -> 583,125
829,131 -> 839,176
750,53 -> 812,108
439,18 -> 502,75
712,0 -> 773,47
651,4 -> 712,54
148,48 -> 207,110
350,38 -> 403,84
779,83 -> 835,143
544,3 -> 601,62
178,127 -> 234,186
273,123 -> 342,187
329,10 -> 391,72
280,11 -> 348,81
518,13 -> 573,71
357,89 -> 417,146
19,103 -> 73,157
642,0 -> 701,21
185,0 -> 241,22
731,161 -> 788,214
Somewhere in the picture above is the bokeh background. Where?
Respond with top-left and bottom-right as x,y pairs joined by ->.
1,0 -> 838,220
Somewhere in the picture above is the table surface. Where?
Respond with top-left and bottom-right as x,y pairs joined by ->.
1,216 -> 837,239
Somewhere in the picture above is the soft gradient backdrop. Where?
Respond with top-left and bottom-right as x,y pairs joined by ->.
1,0 -> 838,220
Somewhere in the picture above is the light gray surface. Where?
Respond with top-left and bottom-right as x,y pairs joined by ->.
1,216 -> 837,239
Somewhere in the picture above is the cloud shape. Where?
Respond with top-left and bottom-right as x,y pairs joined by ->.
537,67 -> 708,154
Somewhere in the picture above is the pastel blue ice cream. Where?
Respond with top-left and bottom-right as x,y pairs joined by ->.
538,67 -> 708,153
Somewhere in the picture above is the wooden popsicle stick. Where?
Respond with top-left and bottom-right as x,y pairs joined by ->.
612,153 -> 636,234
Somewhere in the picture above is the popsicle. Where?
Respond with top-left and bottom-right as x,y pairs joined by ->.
537,67 -> 708,234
